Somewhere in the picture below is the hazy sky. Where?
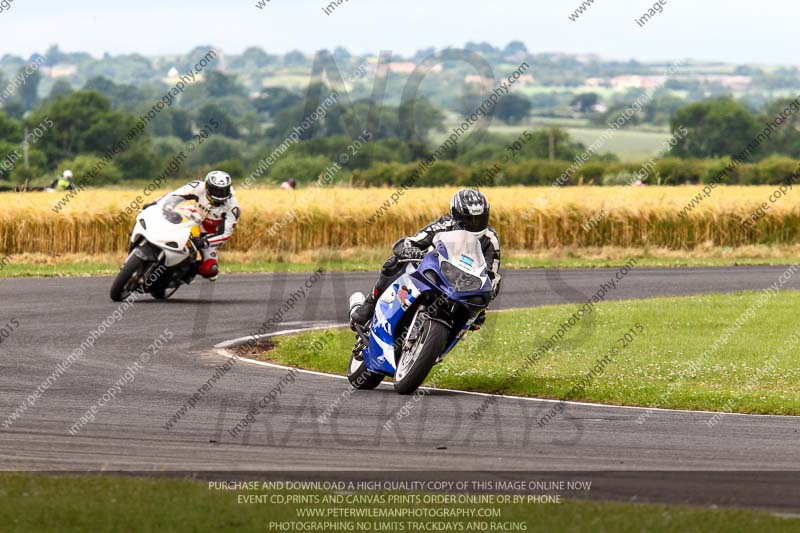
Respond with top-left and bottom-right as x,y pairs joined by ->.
0,0 -> 794,65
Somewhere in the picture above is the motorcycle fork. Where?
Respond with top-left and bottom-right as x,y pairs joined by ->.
140,251 -> 166,288
403,306 -> 428,352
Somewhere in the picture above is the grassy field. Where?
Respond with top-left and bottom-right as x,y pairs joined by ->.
565,126 -> 673,161
480,123 -> 673,161
440,117 -> 673,161
3,186 -> 800,258
262,290 -> 800,415
1,474 -> 797,533
3,246 -> 800,277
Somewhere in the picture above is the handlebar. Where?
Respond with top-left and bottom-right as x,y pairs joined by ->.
161,197 -> 204,225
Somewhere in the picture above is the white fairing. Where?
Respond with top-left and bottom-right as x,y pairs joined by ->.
130,199 -> 201,267
379,270 -> 424,371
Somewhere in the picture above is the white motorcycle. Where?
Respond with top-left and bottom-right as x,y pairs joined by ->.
110,198 -> 204,302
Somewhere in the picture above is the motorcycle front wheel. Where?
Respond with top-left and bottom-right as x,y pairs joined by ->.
109,254 -> 147,302
393,318 -> 449,395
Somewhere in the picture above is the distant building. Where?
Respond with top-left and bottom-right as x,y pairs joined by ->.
610,75 -> 667,89
464,74 -> 494,86
45,65 -> 77,78
381,62 -> 442,74
464,73 -> 533,86
387,62 -> 416,74
515,74 -> 535,86
596,73 -> 752,91
584,77 -> 607,88
163,65 -> 205,85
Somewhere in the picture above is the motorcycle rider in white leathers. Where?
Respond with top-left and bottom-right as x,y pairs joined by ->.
151,170 -> 241,281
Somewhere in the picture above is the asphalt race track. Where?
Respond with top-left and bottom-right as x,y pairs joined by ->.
1,266 -> 799,509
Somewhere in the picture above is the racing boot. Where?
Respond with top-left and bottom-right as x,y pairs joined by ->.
350,289 -> 377,330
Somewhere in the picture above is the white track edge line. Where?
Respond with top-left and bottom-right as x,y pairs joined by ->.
215,325 -> 800,420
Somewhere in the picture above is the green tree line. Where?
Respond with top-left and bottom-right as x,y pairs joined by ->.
1,64 -> 799,188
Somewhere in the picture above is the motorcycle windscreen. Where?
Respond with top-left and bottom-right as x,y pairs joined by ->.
434,230 -> 487,276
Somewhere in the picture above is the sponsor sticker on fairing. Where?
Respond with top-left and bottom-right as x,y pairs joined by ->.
459,254 -> 475,268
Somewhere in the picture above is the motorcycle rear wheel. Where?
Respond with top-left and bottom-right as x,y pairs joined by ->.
150,273 -> 181,300
347,349 -> 385,390
151,284 -> 179,300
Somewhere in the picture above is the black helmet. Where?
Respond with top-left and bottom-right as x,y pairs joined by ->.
205,170 -> 232,206
450,189 -> 490,236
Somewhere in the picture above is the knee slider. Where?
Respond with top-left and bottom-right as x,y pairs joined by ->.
198,259 -> 219,278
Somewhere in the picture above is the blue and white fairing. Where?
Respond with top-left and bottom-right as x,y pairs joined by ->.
362,230 -> 493,375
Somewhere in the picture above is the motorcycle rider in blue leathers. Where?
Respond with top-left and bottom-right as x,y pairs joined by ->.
351,188 -> 501,330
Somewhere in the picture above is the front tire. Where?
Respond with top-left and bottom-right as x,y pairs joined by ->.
347,351 -> 384,390
110,254 -> 147,302
393,319 -> 449,395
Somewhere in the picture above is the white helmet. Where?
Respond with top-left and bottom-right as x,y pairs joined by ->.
63,170 -> 73,179
205,170 -> 232,206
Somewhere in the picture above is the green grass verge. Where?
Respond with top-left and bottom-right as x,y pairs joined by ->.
0,261 -> 123,278
1,474 -> 797,533
2,255 -> 800,278
0,260 -> 374,278
503,256 -> 800,269
265,291 -> 800,415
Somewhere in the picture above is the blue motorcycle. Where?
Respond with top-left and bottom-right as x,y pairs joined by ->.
348,230 -> 492,394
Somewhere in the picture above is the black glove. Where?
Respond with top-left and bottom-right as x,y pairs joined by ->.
490,274 -> 502,301
398,245 -> 425,261
192,236 -> 210,250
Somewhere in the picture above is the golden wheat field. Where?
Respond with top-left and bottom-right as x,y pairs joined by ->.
1,186 -> 800,255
